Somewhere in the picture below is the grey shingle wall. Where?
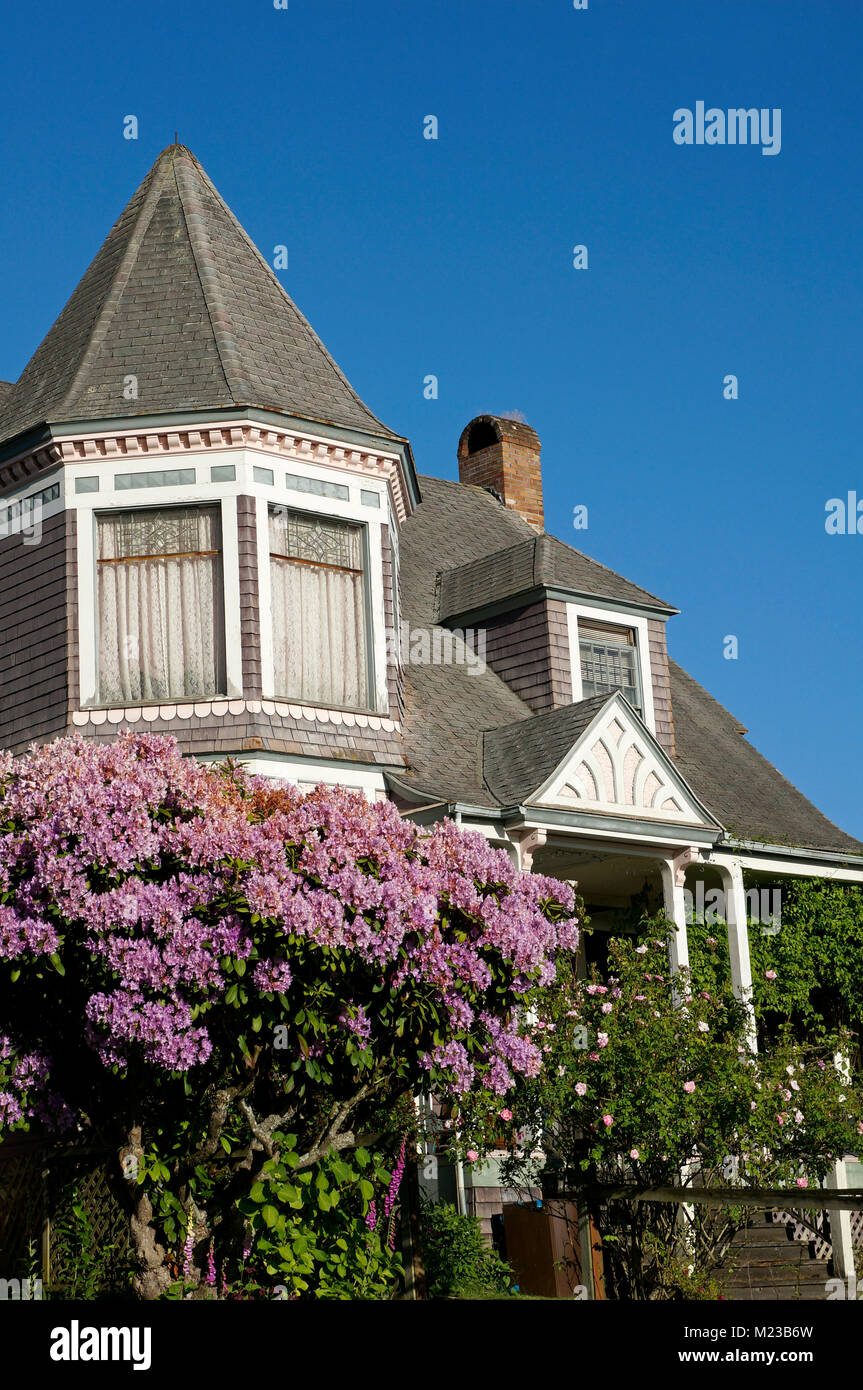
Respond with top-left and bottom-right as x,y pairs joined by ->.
0,510 -> 72,751
237,495 -> 262,699
482,599 -> 571,714
381,523 -> 404,720
547,599 -> 573,707
647,618 -> 675,754
80,708 -> 403,766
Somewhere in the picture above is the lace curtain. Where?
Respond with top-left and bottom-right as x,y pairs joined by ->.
269,508 -> 368,709
97,506 -> 226,704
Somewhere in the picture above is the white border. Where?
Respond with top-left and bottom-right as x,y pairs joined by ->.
566,600 -> 656,734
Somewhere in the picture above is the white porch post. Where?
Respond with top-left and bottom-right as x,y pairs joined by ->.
660,848 -> 694,1000
716,858 -> 757,1053
825,1159 -> 856,1282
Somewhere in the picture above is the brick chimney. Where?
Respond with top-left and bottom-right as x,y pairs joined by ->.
457,415 -> 544,529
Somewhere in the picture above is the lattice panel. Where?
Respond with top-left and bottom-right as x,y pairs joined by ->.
772,1206 -> 863,1260
0,1149 -> 43,1280
45,1154 -> 131,1287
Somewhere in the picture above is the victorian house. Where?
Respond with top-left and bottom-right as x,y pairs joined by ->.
1,146 -> 860,1289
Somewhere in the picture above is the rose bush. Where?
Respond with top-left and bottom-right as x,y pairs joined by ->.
494,923 -> 863,1299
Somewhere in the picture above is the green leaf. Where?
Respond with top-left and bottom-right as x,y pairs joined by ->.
262,1204 -> 279,1228
49,952 -> 65,976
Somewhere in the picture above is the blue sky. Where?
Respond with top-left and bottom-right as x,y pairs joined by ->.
1,0 -> 861,837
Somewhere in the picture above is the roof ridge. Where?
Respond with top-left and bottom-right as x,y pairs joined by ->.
59,153 -> 170,420
438,533 -> 536,576
172,149 -> 246,402
176,148 -> 392,433
542,532 -> 676,612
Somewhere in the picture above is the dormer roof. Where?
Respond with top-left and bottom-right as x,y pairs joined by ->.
437,532 -> 677,624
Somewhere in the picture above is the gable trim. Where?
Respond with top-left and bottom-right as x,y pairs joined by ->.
528,691 -> 722,830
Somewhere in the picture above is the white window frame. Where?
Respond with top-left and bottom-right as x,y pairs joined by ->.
76,488 -> 242,707
68,446 -> 389,712
566,600 -> 656,735
256,486 -> 388,714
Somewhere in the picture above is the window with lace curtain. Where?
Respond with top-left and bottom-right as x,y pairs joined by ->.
96,505 -> 226,705
268,506 -> 371,710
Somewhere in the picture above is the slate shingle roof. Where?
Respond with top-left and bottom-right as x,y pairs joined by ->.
482,695 -> 611,806
0,381 -> 14,409
399,475 -> 863,854
438,534 -> 676,621
0,145 -> 399,450
668,660 -> 863,853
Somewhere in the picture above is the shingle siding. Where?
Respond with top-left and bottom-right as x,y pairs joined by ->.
0,510 -> 73,751
236,495 -> 262,698
481,598 -> 571,714
80,708 -> 404,766
381,523 -> 404,720
647,618 -> 675,755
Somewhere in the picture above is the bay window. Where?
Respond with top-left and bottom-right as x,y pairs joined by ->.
269,506 -> 370,709
97,505 -> 226,705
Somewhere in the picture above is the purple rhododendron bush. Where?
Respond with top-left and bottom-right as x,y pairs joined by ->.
0,732 -> 577,1299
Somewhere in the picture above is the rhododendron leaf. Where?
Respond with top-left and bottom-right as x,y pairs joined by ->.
48,953 -> 65,976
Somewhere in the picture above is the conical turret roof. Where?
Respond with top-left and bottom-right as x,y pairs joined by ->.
0,145 -> 399,448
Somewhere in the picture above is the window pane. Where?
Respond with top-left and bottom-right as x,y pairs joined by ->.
97,506 -> 226,704
579,624 -> 641,710
269,508 -> 368,708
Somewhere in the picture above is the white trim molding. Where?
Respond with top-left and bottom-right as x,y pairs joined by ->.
566,600 -> 656,735
531,692 -> 718,828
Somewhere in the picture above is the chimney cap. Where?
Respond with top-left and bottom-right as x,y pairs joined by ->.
458,413 -> 540,458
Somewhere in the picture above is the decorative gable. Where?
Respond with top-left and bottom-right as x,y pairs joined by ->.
531,693 -> 717,826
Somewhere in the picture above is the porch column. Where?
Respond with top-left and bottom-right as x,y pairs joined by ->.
825,1158 -> 856,1282
716,858 -> 757,1052
659,848 -> 694,1000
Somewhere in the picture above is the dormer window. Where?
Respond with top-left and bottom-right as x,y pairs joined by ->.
97,505 -> 226,705
268,505 -> 371,709
578,618 -> 642,713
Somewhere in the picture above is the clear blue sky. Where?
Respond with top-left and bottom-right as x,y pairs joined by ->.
1,0 -> 860,838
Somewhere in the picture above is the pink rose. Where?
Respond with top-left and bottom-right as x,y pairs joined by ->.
575,1082 -> 587,1096
499,1109 -> 513,1122
683,1081 -> 696,1094
466,1149 -> 479,1163
602,1114 -> 613,1127
629,1149 -> 639,1160
796,1177 -> 808,1188
765,970 -> 777,980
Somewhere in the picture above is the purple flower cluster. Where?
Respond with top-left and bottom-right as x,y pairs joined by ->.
0,733 -> 578,1118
